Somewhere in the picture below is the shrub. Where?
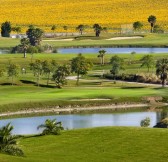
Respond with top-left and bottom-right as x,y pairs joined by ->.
140,117 -> 150,127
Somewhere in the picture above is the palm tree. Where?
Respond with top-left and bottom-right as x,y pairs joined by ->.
0,123 -> 24,156
37,119 -> 64,135
156,58 -> 168,87
148,15 -> 156,33
97,50 -> 106,65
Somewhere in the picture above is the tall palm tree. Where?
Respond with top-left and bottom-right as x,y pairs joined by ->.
156,58 -> 168,87
20,38 -> 30,58
0,123 -> 24,156
148,15 -> 156,33
37,119 -> 64,135
97,50 -> 106,65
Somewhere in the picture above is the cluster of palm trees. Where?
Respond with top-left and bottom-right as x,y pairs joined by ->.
97,50 -> 168,87
0,119 -> 63,156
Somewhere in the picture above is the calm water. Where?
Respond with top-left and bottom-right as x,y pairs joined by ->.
57,47 -> 168,54
0,111 -> 165,135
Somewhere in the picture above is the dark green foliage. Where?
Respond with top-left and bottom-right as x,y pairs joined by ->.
37,119 -> 64,135
51,25 -> 56,31
140,55 -> 155,72
156,58 -> 168,87
1,21 -> 12,37
52,64 -> 71,88
26,25 -> 44,46
133,21 -> 143,30
12,26 -> 21,34
140,117 -> 150,127
93,24 -> 102,37
7,63 -> 20,85
43,60 -> 58,85
148,15 -> 156,33
0,123 -> 24,156
76,24 -> 85,35
71,53 -> 93,85
110,55 -> 124,79
30,60 -> 44,86
20,38 -> 30,58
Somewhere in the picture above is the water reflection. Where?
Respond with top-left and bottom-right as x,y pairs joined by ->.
57,47 -> 168,54
0,111 -> 166,135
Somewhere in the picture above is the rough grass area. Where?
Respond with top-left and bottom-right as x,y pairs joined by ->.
1,127 -> 168,162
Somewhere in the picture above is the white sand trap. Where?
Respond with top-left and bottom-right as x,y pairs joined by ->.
43,38 -> 74,42
106,36 -> 143,40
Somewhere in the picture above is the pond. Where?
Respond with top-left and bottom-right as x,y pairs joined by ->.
0,110 -> 166,135
57,47 -> 168,54
0,49 -> 10,54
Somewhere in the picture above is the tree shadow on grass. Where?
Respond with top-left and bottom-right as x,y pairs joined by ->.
121,86 -> 146,89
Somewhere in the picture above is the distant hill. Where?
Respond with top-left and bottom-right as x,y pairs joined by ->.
0,0 -> 168,31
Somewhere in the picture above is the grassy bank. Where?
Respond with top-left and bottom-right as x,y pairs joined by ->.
1,127 -> 168,162
0,85 -> 167,114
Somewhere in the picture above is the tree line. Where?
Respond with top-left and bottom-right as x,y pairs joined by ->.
0,15 -> 163,40
0,53 -> 167,87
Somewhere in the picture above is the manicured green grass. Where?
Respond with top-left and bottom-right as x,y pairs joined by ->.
1,33 -> 168,49
1,127 -> 168,162
42,33 -> 168,47
0,52 -> 168,113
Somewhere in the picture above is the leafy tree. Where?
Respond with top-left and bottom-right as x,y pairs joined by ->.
37,119 -> 64,135
133,21 -> 143,31
1,21 -> 12,37
110,55 -> 124,80
52,64 -> 71,88
140,55 -> 155,72
140,117 -> 150,127
12,26 -> 21,34
153,25 -> 164,33
51,25 -> 56,32
156,58 -> 168,87
76,24 -> 85,35
26,25 -> 44,46
7,63 -> 20,85
97,49 -> 106,65
30,60 -> 44,86
27,46 -> 39,62
93,24 -> 102,37
63,25 -> 68,36
42,60 -> 58,85
148,15 -> 156,33
20,38 -> 30,58
71,53 -> 93,85
102,27 -> 108,33
0,123 -> 24,156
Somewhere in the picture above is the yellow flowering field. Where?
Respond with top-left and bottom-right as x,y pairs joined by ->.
0,0 -> 168,32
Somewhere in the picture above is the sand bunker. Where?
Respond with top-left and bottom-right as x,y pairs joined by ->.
106,36 -> 143,40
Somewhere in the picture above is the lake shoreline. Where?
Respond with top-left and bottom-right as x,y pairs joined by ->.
1,102 -> 168,117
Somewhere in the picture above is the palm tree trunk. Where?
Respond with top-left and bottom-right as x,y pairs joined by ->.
102,56 -> 104,65
162,79 -> 166,87
24,49 -> 26,58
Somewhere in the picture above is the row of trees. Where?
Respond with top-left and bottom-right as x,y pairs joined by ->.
0,15 -> 160,39
133,15 -> 163,33
0,54 -> 93,87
